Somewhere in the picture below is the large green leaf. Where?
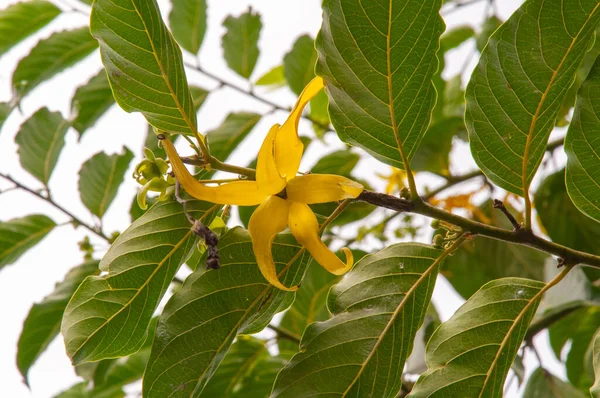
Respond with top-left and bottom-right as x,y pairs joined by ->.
207,112 -> 261,162
523,367 -> 588,398
12,27 -> 98,100
0,0 -> 61,56
61,199 -> 218,364
592,329 -> 600,397
272,243 -> 442,397
465,0 -> 600,196
0,214 -> 55,269
91,0 -> 198,135
409,278 -> 545,398
169,0 -> 207,54
17,261 -> 99,384
549,305 -> 600,390
535,169 -> 600,282
565,56 -> 600,223
71,70 -> 115,136
316,0 -> 444,169
14,108 -> 69,186
440,201 -> 547,299
78,148 -> 134,219
143,227 -> 309,398
222,9 -> 262,79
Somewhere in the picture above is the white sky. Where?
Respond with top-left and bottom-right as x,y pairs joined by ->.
0,0 -> 568,397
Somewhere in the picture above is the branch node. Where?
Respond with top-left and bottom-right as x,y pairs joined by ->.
493,199 -> 521,231
192,220 -> 220,270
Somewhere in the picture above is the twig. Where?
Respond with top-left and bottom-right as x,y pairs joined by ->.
493,199 -> 521,231
0,173 -> 109,241
267,324 -> 301,344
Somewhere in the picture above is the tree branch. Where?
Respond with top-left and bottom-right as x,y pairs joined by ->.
0,173 -> 110,241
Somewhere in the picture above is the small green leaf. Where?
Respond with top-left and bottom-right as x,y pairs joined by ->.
0,102 -> 10,131
535,169 -> 600,282
189,85 -> 210,110
439,25 -> 475,52
255,65 -> 285,87
565,56 -> 600,223
222,9 -> 262,78
272,244 -> 442,397
17,261 -> 100,384
466,0 -> 600,196
54,382 -> 124,398
79,148 -> 134,219
169,0 -> 207,54
591,329 -> 600,397
317,0 -> 444,169
0,0 -> 61,56
71,70 -> 115,136
409,278 -> 546,398
284,35 -> 318,96
440,201 -> 547,299
15,108 -> 69,186
412,117 -> 462,176
523,367 -> 588,398
207,112 -> 261,162
549,305 -> 600,390
12,27 -> 98,100
143,227 -> 309,398
61,199 -> 218,364
91,0 -> 198,135
311,150 -> 359,177
0,214 -> 55,270
476,15 -> 502,52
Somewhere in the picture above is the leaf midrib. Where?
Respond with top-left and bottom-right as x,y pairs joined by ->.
130,0 -> 196,135
521,3 -> 600,194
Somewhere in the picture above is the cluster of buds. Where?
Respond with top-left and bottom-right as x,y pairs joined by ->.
133,148 -> 175,210
431,219 -> 463,251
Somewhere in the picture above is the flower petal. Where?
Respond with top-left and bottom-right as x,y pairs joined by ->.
288,201 -> 353,275
286,174 -> 363,204
275,77 -> 324,179
162,137 -> 266,205
256,123 -> 286,196
248,196 -> 297,291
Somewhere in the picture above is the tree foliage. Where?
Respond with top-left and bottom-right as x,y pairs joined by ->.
2,0 -> 600,397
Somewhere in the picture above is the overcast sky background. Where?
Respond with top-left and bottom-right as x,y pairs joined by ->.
0,0 -> 571,397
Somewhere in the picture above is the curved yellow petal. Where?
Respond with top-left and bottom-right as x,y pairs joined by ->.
286,174 -> 363,204
162,137 -> 266,206
275,77 -> 324,179
248,196 -> 297,291
287,201 -> 353,275
256,123 -> 286,196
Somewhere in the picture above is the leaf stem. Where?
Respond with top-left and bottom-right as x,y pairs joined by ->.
0,173 -> 110,241
267,324 -> 301,344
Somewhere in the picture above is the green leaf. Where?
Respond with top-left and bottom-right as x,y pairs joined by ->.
255,65 -> 285,87
78,147 -> 134,219
198,336 -> 268,397
535,169 -> 600,282
549,305 -> 600,390
54,382 -> 124,398
316,0 -> 444,169
169,0 -> 207,54
272,243 -> 442,397
284,35 -> 318,95
0,214 -> 55,269
143,227 -> 309,398
465,0 -> 600,196
523,367 -> 588,398
17,261 -> 100,384
440,200 -> 547,299
592,329 -> 600,397
222,9 -> 262,79
91,0 -> 198,135
71,70 -> 115,136
61,199 -> 218,364
476,15 -> 502,52
412,116 -> 462,176
440,25 -> 475,52
207,112 -> 261,162
311,149 -> 359,177
15,107 -> 69,186
0,102 -> 10,131
0,0 -> 61,57
12,27 -> 98,100
189,85 -> 210,110
565,56 -> 600,223
409,278 -> 546,398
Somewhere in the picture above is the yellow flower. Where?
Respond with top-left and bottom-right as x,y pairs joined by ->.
377,167 -> 408,194
161,77 -> 363,290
